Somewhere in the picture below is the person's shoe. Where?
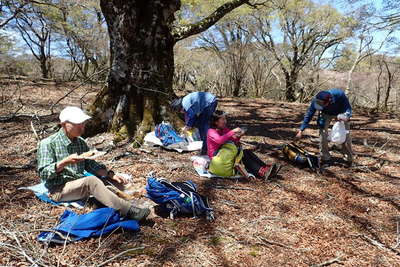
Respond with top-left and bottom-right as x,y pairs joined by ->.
264,163 -> 277,180
311,137 -> 321,143
343,154 -> 353,167
271,163 -> 282,177
127,206 -> 150,221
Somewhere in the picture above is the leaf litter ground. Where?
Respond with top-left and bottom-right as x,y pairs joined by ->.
1,84 -> 400,266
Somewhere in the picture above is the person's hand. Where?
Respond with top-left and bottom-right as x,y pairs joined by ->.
56,153 -> 85,172
62,153 -> 85,165
110,173 -> 128,184
232,127 -> 242,134
295,130 -> 303,139
337,114 -> 350,122
182,126 -> 192,133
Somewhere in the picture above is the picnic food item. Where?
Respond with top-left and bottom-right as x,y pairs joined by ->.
80,151 -> 95,158
80,150 -> 106,159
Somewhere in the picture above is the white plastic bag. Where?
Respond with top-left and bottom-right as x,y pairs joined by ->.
329,121 -> 347,144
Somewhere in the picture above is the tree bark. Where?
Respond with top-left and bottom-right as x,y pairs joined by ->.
284,71 -> 297,102
375,59 -> 383,111
86,1 -> 181,142
40,53 -> 50,79
383,59 -> 393,111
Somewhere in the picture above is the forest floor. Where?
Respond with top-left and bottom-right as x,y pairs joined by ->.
1,82 -> 400,266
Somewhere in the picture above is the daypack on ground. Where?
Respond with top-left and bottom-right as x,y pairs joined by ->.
146,176 -> 214,220
209,142 -> 243,177
155,123 -> 187,147
281,142 -> 320,171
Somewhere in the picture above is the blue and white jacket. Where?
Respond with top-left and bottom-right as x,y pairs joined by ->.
182,92 -> 217,127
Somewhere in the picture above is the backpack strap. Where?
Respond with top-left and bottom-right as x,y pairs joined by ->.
170,205 -> 178,219
289,142 -> 306,154
190,192 -> 197,218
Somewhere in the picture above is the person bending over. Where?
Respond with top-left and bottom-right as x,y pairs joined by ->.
296,88 -> 353,165
171,92 -> 217,155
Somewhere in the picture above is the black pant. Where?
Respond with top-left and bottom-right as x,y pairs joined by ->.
242,149 -> 267,177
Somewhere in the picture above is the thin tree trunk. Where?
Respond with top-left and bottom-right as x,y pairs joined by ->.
375,60 -> 383,111
285,71 -> 297,102
346,53 -> 360,96
40,59 -> 49,79
383,60 -> 393,111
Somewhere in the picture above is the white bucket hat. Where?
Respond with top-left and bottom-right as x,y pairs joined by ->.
59,106 -> 91,124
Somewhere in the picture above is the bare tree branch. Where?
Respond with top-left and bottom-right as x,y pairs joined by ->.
0,0 -> 28,28
172,0 -> 251,42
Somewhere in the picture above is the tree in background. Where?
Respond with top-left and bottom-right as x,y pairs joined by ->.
251,0 -> 350,102
13,2 -> 52,78
54,0 -> 109,80
341,3 -> 393,97
0,33 -> 15,55
382,0 -> 400,28
200,20 -> 252,97
87,0 -> 256,142
0,0 -> 27,29
373,54 -> 399,111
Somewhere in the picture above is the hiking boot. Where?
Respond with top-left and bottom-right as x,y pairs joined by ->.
271,163 -> 282,177
264,163 -> 278,180
311,137 -> 321,143
127,206 -> 150,221
343,154 -> 353,167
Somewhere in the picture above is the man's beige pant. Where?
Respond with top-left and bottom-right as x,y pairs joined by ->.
50,176 -> 131,216
319,114 -> 353,162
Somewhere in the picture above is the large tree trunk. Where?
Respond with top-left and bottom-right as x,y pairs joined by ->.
86,0 -> 249,142
86,1 -> 182,142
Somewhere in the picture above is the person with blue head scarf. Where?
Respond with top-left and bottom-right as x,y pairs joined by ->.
295,88 -> 353,165
171,92 -> 218,155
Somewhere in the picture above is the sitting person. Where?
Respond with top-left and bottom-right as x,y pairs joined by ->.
37,106 -> 149,221
207,111 -> 280,179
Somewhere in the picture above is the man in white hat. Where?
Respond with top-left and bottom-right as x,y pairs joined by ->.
37,106 -> 149,221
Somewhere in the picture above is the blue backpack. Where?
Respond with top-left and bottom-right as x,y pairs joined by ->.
146,176 -> 214,221
155,123 -> 186,147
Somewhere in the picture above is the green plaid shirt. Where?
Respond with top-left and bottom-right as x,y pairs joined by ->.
37,128 -> 105,190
